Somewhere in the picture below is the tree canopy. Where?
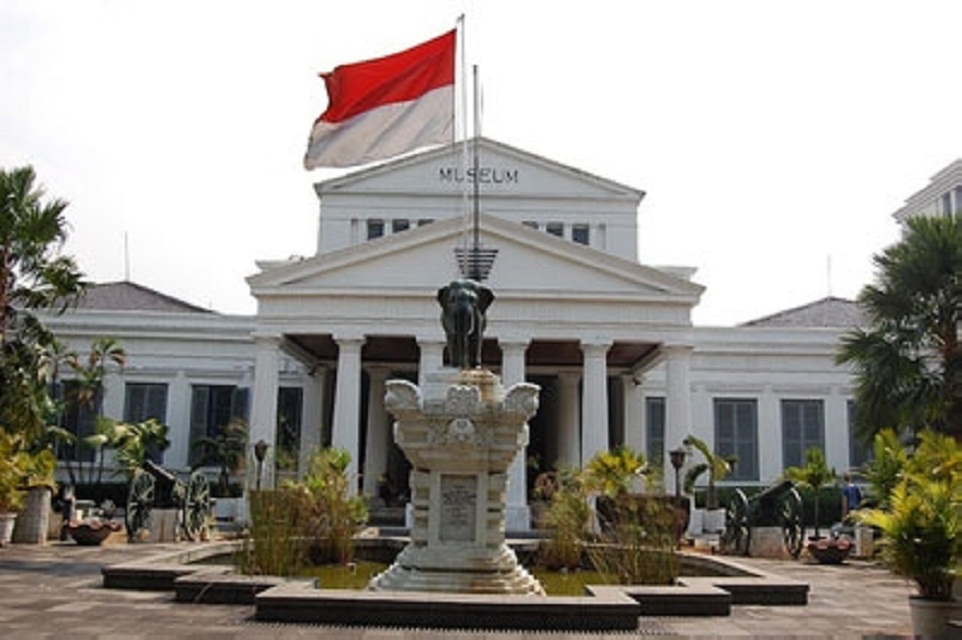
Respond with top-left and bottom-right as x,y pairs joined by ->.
838,214 -> 962,442
0,165 -> 85,437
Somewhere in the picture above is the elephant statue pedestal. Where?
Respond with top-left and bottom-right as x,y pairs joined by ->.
369,368 -> 544,595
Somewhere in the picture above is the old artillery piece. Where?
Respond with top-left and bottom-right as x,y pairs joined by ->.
125,460 -> 211,541
720,478 -> 804,558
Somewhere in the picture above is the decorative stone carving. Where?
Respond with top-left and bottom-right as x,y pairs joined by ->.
370,368 -> 543,595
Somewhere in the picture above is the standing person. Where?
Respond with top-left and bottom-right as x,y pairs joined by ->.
841,473 -> 862,518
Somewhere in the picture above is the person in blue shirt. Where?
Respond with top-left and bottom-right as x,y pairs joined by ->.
841,473 -> 862,518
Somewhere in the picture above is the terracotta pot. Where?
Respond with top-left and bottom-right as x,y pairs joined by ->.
806,538 -> 852,564
66,520 -> 121,546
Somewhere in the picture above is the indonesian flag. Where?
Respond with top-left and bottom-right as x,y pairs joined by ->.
303,30 -> 456,169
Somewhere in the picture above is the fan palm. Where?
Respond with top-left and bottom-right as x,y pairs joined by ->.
838,214 -> 962,442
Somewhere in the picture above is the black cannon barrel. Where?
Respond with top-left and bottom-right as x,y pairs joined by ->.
750,479 -> 797,526
143,459 -> 177,484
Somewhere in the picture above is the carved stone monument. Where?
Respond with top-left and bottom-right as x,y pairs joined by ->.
368,367 -> 544,595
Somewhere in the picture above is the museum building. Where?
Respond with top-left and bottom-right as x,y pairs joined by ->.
43,140 -> 957,530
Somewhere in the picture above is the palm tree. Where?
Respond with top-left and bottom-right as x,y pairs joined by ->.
784,447 -> 836,539
68,338 -> 126,485
0,166 -> 85,346
682,434 -> 734,510
192,419 -> 248,496
837,214 -> 962,443
0,166 -> 85,440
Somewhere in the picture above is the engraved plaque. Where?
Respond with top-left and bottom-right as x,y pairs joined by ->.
439,474 -> 477,542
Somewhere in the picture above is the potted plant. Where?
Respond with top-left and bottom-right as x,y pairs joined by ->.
0,429 -> 28,545
858,428 -> 962,636
682,435 -> 734,533
784,447 -> 849,563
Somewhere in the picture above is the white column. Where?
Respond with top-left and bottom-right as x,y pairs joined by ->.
556,371 -> 581,469
166,370 -> 191,470
623,373 -> 645,454
417,338 -> 445,387
362,366 -> 391,498
664,344 -> 693,494
250,334 -> 281,489
298,365 -> 327,478
332,336 -> 365,496
581,340 -> 612,464
501,340 -> 530,532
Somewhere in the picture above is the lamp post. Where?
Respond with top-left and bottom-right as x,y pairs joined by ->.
669,446 -> 688,545
254,439 -> 269,491
669,447 -> 687,501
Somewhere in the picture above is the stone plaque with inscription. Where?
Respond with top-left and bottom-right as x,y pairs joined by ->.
439,474 -> 476,543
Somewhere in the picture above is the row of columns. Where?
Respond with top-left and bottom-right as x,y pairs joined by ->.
249,333 -> 693,515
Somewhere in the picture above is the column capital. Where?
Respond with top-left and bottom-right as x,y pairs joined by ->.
333,334 -> 366,349
498,338 -> 530,353
252,331 -> 283,345
581,339 -> 612,356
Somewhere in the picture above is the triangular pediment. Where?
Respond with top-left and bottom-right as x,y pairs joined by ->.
249,214 -> 701,302
314,137 -> 644,202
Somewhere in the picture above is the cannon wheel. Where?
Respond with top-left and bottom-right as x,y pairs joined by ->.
780,487 -> 805,559
721,488 -> 750,556
125,469 -> 155,540
181,471 -> 210,541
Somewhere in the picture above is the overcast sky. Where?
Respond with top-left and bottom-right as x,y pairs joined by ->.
3,1 -> 960,325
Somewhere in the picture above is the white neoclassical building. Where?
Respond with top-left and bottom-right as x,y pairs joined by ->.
44,141 -> 955,529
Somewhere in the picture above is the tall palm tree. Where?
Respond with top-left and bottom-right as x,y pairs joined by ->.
838,214 -> 962,442
0,166 -> 85,345
0,166 -> 85,439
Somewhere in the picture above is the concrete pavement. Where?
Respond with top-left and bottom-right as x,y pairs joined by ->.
0,540 -> 915,638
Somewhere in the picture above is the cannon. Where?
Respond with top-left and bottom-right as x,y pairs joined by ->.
125,460 -> 211,541
720,479 -> 804,558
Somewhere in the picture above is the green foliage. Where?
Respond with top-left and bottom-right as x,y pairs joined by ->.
857,428 -> 962,600
582,446 -> 649,498
587,494 -> 680,586
784,447 -> 836,537
240,488 -> 309,577
296,448 -> 368,564
85,418 -> 169,481
192,418 -> 247,496
0,166 -> 85,439
535,449 -> 680,585
238,448 -> 369,576
682,435 -> 734,510
837,214 -> 962,441
862,428 -> 909,509
0,426 -> 56,512
536,468 -> 590,570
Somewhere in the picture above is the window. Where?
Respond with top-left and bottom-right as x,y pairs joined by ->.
714,398 -> 758,481
417,218 -> 434,227
546,222 -> 564,237
941,192 -> 952,215
276,387 -> 303,472
58,380 -> 96,462
124,383 -> 169,462
572,224 -> 590,245
522,221 -> 539,230
847,400 -> 872,471
391,219 -> 410,233
645,397 -> 665,469
781,399 -> 824,469
189,385 -> 249,466
366,219 -> 384,240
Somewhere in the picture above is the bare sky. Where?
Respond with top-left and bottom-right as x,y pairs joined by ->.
3,0 -> 959,325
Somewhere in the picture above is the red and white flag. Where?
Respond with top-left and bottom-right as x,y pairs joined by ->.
304,30 -> 456,169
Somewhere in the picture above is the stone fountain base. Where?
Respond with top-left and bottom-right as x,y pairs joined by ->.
368,368 -> 544,596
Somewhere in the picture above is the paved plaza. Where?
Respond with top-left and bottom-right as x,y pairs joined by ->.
0,540 -> 915,639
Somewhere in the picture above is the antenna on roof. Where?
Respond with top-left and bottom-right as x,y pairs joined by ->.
124,231 -> 131,282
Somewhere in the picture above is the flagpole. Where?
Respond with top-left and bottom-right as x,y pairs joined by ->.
471,64 -> 481,280
457,15 -> 471,263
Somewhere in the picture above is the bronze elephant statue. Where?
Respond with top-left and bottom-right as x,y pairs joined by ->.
437,280 -> 494,369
